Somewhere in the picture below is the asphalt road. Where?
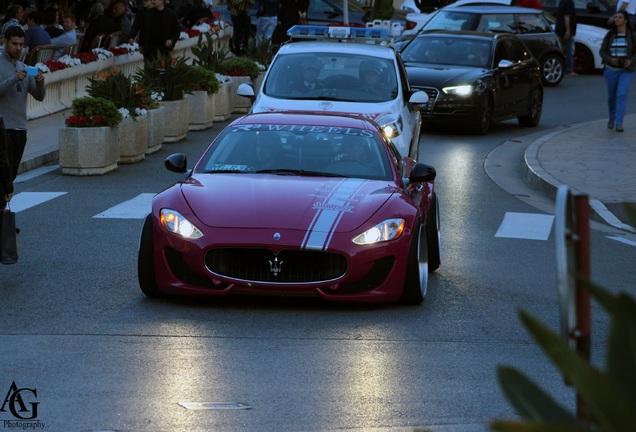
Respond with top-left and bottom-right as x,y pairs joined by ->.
1,72 -> 634,432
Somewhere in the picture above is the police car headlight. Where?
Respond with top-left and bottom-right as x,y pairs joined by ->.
353,218 -> 405,245
443,85 -> 473,96
160,209 -> 204,239
381,117 -> 403,139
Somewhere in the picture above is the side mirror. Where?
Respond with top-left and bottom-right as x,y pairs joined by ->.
165,153 -> 187,173
409,162 -> 436,183
497,59 -> 514,69
237,82 -> 255,103
409,90 -> 429,111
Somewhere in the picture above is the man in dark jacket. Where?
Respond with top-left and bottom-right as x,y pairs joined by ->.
81,2 -> 116,51
139,0 -> 180,61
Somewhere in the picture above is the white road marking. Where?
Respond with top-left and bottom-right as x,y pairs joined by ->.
9,192 -> 67,212
93,193 -> 154,219
607,236 -> 636,247
14,165 -> 59,184
495,212 -> 555,240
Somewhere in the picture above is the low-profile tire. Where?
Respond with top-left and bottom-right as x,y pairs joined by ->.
138,214 -> 162,298
399,223 -> 428,305
426,193 -> 441,272
472,93 -> 492,134
541,53 -> 564,87
518,86 -> 543,127
574,43 -> 594,74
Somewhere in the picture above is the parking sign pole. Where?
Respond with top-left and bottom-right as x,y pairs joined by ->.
555,186 -> 591,424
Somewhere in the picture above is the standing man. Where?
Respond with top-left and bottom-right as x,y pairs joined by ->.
227,0 -> 254,55
555,0 -> 577,76
0,26 -> 46,182
139,0 -> 180,62
255,0 -> 279,43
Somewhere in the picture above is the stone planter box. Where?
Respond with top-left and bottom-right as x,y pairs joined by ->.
146,106 -> 165,154
213,80 -> 232,122
186,90 -> 215,130
58,126 -> 118,176
162,99 -> 189,143
231,76 -> 252,114
115,115 -> 147,164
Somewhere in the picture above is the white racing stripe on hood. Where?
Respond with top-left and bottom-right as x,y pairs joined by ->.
302,178 -> 368,250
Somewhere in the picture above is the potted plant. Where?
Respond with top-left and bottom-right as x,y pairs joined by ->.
134,55 -> 199,142
191,35 -> 234,121
87,67 -> 149,163
186,65 -> 221,130
219,56 -> 261,113
143,91 -> 166,155
59,97 -> 123,176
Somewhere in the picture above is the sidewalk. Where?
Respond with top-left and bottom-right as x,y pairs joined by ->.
19,112 -> 636,233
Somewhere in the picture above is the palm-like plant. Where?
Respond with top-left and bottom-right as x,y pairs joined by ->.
86,68 -> 148,116
134,55 -> 199,101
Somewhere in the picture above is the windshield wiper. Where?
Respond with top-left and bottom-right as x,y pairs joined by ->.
256,169 -> 347,177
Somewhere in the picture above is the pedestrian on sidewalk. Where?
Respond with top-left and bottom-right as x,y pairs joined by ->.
0,118 -> 13,210
227,0 -> 254,55
255,0 -> 279,44
0,26 -> 46,181
555,0 -> 577,76
599,10 -> 636,132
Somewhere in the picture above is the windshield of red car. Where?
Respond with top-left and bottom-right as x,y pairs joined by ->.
196,124 -> 393,181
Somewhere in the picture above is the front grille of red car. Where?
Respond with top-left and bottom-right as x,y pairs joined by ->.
205,248 -> 348,283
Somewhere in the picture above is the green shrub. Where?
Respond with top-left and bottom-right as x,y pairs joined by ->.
66,96 -> 123,128
219,56 -> 261,80
192,65 -> 220,94
191,32 -> 229,72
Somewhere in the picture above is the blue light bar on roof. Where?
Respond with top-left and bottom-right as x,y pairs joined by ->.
287,25 -> 393,43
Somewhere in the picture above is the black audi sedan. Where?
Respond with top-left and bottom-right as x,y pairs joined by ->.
400,30 -> 543,134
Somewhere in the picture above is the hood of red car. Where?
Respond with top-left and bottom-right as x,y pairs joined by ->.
181,174 -> 395,232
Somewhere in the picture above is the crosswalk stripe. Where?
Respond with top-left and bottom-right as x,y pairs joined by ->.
495,212 -> 554,240
93,193 -> 155,219
10,192 -> 67,213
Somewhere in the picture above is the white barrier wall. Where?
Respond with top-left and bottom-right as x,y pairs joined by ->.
27,33 -> 232,120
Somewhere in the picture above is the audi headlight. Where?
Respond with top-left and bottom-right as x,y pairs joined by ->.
353,218 -> 405,245
380,117 -> 403,139
160,209 -> 204,239
443,85 -> 473,96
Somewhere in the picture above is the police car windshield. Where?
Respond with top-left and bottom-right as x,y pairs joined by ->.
264,53 -> 399,102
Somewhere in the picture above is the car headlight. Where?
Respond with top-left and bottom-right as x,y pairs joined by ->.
352,218 -> 405,245
160,209 -> 204,239
443,85 -> 473,96
380,117 -> 403,139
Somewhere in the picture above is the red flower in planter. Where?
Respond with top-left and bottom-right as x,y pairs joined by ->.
44,59 -> 67,72
75,52 -> 98,64
184,28 -> 201,38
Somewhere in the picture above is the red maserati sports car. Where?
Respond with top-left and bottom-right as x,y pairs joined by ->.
138,112 -> 441,304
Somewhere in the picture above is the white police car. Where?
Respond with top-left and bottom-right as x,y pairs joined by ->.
237,26 -> 429,161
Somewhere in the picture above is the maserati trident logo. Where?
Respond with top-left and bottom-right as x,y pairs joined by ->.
269,256 -> 283,277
